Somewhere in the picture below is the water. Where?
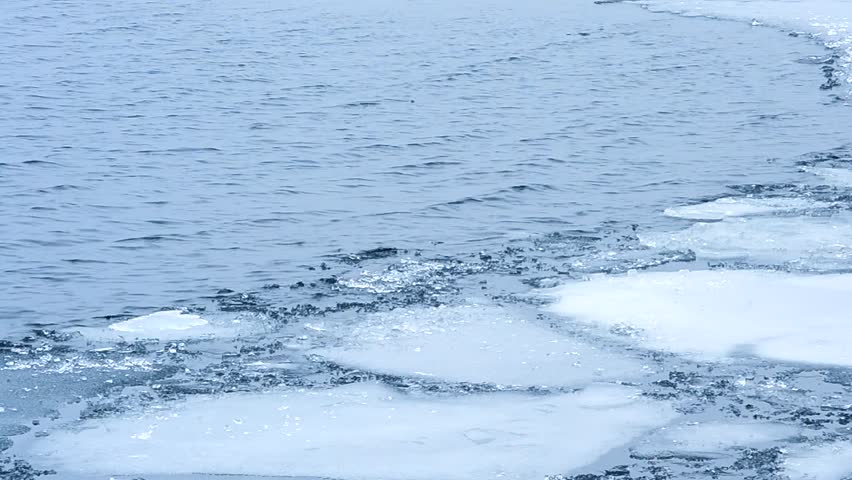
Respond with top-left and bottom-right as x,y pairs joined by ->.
2,0 -> 852,479
2,0 -> 852,332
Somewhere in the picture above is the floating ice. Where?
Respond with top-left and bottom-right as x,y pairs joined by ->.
548,269 -> 852,366
2,355 -> 154,373
805,166 -> 852,188
85,310 -> 221,340
663,197 -> 832,221
28,383 -> 676,479
633,421 -> 799,459
315,305 -> 646,387
109,311 -> 208,334
786,442 -> 852,480
338,259 -> 474,294
640,214 -> 852,268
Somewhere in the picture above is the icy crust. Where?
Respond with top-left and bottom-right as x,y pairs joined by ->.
29,383 -> 676,480
786,442 -> 852,480
804,166 -> 852,187
548,269 -> 852,366
639,214 -> 852,268
633,421 -> 800,459
314,305 -> 647,387
663,197 -> 832,221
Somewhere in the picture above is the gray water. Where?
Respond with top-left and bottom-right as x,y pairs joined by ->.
2,0 -> 851,334
4,1 -> 852,479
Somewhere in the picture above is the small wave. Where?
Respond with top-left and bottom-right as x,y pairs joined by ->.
37,184 -> 87,193
340,247 -> 401,264
339,100 -> 380,108
21,160 -> 60,166
137,147 -> 221,154
114,235 -> 188,243
61,259 -> 114,264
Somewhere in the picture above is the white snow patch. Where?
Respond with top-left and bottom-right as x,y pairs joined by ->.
663,197 -> 831,221
28,383 -> 676,479
548,269 -> 852,366
314,305 -> 647,387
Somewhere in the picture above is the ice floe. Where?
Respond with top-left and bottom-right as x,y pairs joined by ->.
81,310 -> 226,341
28,382 -> 676,479
314,305 -> 647,387
663,197 -> 832,221
640,214 -> 852,268
109,311 -> 209,334
548,269 -> 852,366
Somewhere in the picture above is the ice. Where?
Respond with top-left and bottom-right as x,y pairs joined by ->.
640,214 -> 852,268
805,166 -> 852,187
314,305 -> 647,387
548,269 -> 852,366
663,197 -> 832,221
338,259 -> 461,293
786,442 -> 852,480
83,310 -> 222,341
634,421 -> 799,459
27,383 -> 676,479
109,311 -> 208,333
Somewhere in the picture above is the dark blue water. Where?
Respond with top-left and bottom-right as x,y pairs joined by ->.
2,0 -> 851,334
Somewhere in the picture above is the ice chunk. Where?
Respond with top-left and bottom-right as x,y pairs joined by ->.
640,215 -> 852,268
28,383 -> 676,479
634,421 -> 799,459
663,197 -> 831,221
805,167 -> 852,188
82,310 -> 221,340
109,311 -> 208,333
786,442 -> 852,480
315,305 -> 646,387
548,269 -> 852,366
338,259 -> 468,294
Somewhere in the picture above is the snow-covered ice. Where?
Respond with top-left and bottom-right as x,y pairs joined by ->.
28,383 -> 676,479
640,215 -> 852,268
548,269 -> 852,366
314,305 -> 646,387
